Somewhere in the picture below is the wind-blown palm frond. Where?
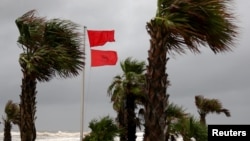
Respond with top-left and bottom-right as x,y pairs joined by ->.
108,75 -> 125,111
219,108 -> 231,117
121,57 -> 146,74
84,116 -> 120,141
16,10 -> 84,82
4,100 -> 20,123
153,0 -> 238,54
166,102 -> 188,120
195,95 -> 231,115
170,116 -> 208,141
195,95 -> 231,125
16,9 -> 45,49
164,102 -> 189,140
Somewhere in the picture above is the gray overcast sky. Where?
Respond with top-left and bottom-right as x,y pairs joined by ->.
0,0 -> 249,132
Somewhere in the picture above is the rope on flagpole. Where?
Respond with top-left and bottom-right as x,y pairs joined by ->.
80,26 -> 87,141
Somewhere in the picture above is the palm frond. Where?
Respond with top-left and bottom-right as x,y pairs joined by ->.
195,95 -> 231,116
166,102 -> 187,119
85,116 -> 120,141
218,108 -> 231,117
154,0 -> 238,54
16,10 -> 84,82
4,100 -> 20,123
120,57 -> 146,74
16,10 -> 45,49
169,116 -> 208,141
195,95 -> 204,109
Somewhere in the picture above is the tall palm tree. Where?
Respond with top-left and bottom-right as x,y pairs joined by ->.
3,100 -> 20,141
144,0 -> 237,141
15,10 -> 84,141
108,57 -> 146,141
195,95 -> 231,125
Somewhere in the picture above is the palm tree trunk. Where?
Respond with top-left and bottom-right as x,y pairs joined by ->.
126,93 -> 136,141
144,20 -> 170,141
4,120 -> 12,141
199,113 -> 206,125
118,109 -> 127,141
20,70 -> 37,141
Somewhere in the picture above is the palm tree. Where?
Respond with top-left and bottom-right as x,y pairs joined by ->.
160,102 -> 208,141
144,0 -> 238,141
170,116 -> 208,141
108,57 -> 146,141
162,102 -> 208,141
3,100 -> 20,141
164,102 -> 187,140
15,10 -> 84,141
84,116 -> 121,141
108,74 -> 127,141
195,95 -> 231,125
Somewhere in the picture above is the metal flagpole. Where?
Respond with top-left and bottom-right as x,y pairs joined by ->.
80,26 -> 87,141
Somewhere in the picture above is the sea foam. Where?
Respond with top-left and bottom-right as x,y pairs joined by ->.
0,131 -> 144,141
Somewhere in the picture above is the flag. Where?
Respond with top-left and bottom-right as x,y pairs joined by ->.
91,49 -> 118,67
87,30 -> 115,47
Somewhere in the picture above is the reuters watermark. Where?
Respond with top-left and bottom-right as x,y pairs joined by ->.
208,125 -> 250,140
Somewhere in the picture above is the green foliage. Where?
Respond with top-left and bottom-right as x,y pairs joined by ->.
15,9 -> 84,141
195,95 -> 231,116
145,1 -> 238,140
16,9 -> 84,82
107,57 -> 146,141
165,102 -> 187,120
3,100 -> 20,141
195,95 -> 231,125
4,100 -> 20,125
108,57 -> 146,111
164,102 -> 208,141
154,0 -> 238,54
169,116 -> 208,141
84,116 -> 121,141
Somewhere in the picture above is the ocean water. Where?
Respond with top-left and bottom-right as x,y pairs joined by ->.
0,131 -> 144,141
0,131 -> 185,141
0,131 -> 84,141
